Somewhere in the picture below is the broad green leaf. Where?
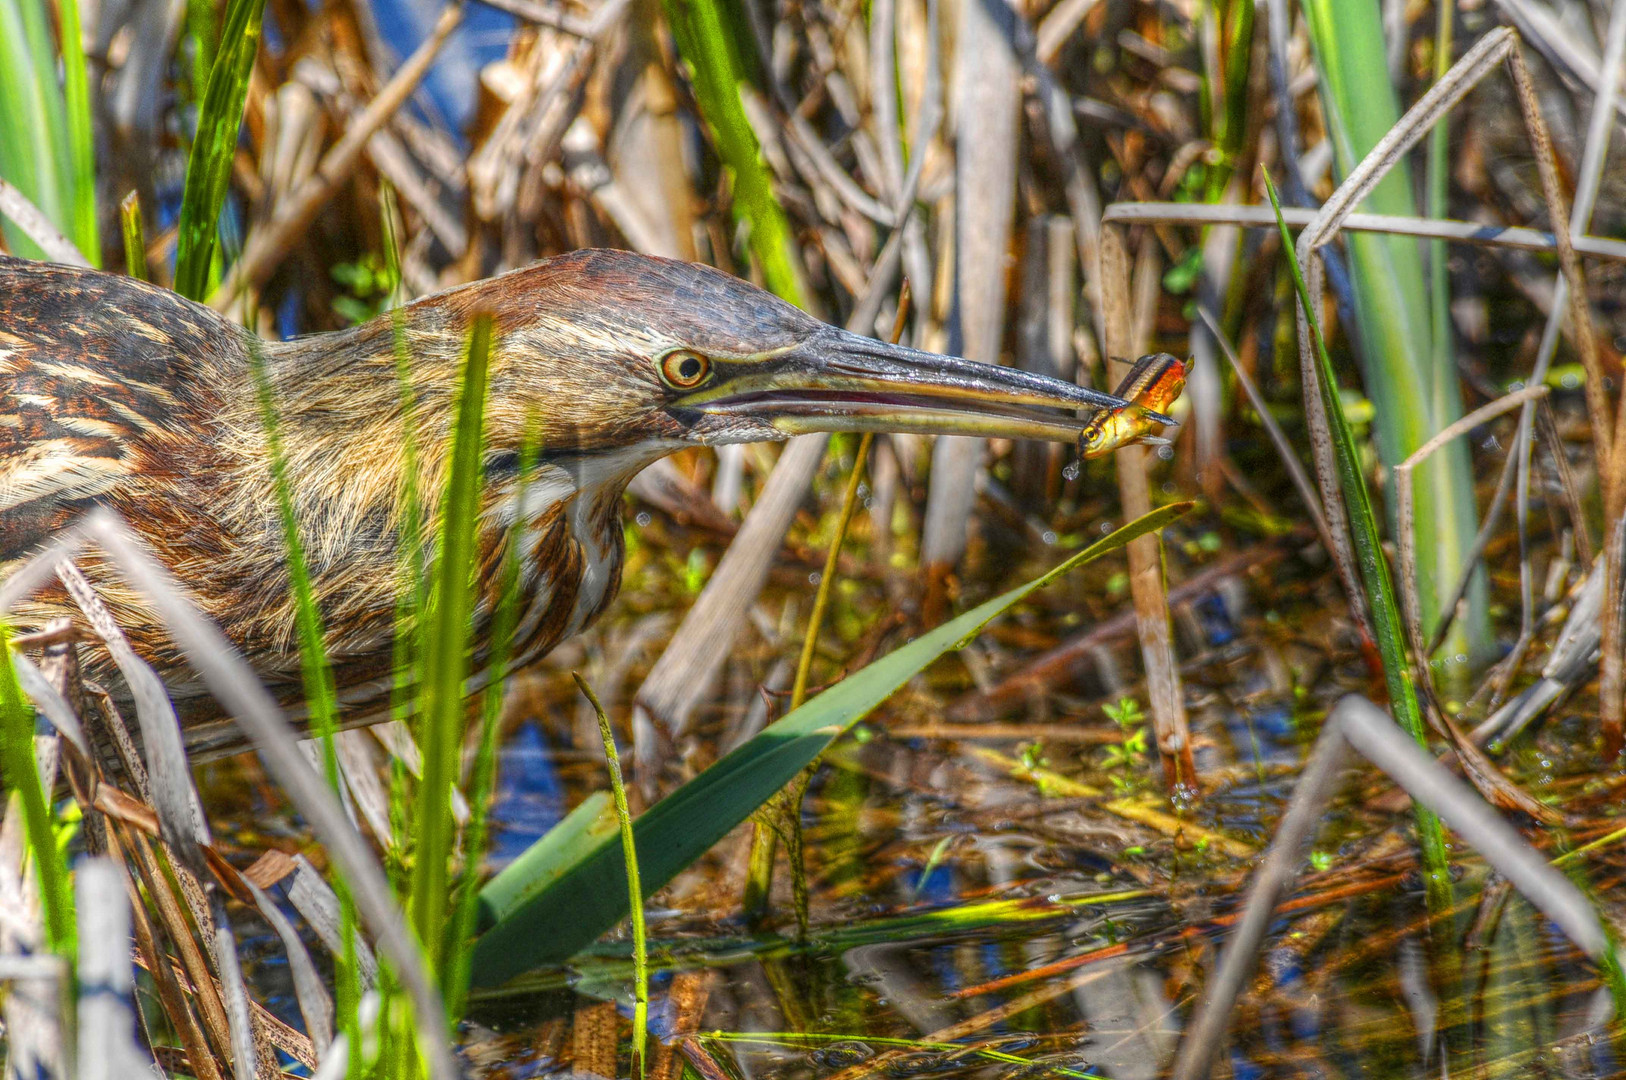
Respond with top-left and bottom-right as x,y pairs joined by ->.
477,792 -> 617,924
468,501 -> 1192,986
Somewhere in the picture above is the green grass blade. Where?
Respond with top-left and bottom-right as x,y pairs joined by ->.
409,313 -> 493,986
576,673 -> 648,1077
244,341 -> 341,779
468,501 -> 1192,984
57,0 -> 97,264
120,192 -> 146,280
381,201 -> 427,1063
792,432 -> 873,707
442,420 -> 542,1018
661,0 -> 806,306
1299,0 -> 1486,669
0,624 -> 76,962
172,0 -> 265,300
748,430 -> 875,929
1264,174 -> 1452,911
244,335 -> 365,1039
381,184 -> 429,736
0,0 -> 69,259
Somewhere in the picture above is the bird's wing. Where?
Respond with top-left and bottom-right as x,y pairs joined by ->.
0,257 -> 237,561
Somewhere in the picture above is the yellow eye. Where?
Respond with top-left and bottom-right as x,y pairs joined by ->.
659,349 -> 712,389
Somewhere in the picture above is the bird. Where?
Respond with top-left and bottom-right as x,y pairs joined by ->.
0,247 -> 1175,757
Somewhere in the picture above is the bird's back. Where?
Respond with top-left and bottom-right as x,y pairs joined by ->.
0,258 -> 269,745
0,256 -> 245,563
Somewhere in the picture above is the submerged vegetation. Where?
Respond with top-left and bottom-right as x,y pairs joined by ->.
1,0 -> 1625,1077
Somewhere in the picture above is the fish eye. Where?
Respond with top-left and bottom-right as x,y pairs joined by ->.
659,349 -> 712,389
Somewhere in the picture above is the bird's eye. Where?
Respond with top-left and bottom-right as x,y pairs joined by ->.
658,349 -> 712,389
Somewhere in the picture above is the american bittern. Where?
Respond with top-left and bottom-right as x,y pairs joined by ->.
0,249 -> 1174,754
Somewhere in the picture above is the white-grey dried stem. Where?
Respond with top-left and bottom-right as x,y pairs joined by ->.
919,0 -> 1020,571
0,179 -> 92,267
76,858 -> 156,1080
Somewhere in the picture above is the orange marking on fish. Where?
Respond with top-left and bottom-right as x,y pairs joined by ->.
1077,352 -> 1188,459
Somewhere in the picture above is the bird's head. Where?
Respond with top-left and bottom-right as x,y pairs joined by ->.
448,249 -> 1172,471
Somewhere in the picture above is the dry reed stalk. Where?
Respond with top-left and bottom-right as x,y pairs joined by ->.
1395,384 -> 1551,680
210,4 -> 463,308
1100,202 -> 1626,264
1098,223 -> 1196,795
917,0 -> 1021,603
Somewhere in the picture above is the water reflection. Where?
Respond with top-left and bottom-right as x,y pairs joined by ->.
443,546 -> 1620,1079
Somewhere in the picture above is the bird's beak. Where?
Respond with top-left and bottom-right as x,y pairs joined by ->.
678,327 -> 1176,442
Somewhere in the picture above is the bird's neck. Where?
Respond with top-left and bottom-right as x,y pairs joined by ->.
247,312 -> 465,522
208,313 -> 640,671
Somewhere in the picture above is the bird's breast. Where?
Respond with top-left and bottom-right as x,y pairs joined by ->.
565,489 -> 625,638
494,479 -> 627,673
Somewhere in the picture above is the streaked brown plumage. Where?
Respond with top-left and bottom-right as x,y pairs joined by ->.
0,248 -> 1170,755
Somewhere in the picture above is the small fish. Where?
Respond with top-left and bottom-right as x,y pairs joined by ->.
1077,352 -> 1189,459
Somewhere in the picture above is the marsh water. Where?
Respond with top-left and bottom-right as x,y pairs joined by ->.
202,451 -> 1624,1080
